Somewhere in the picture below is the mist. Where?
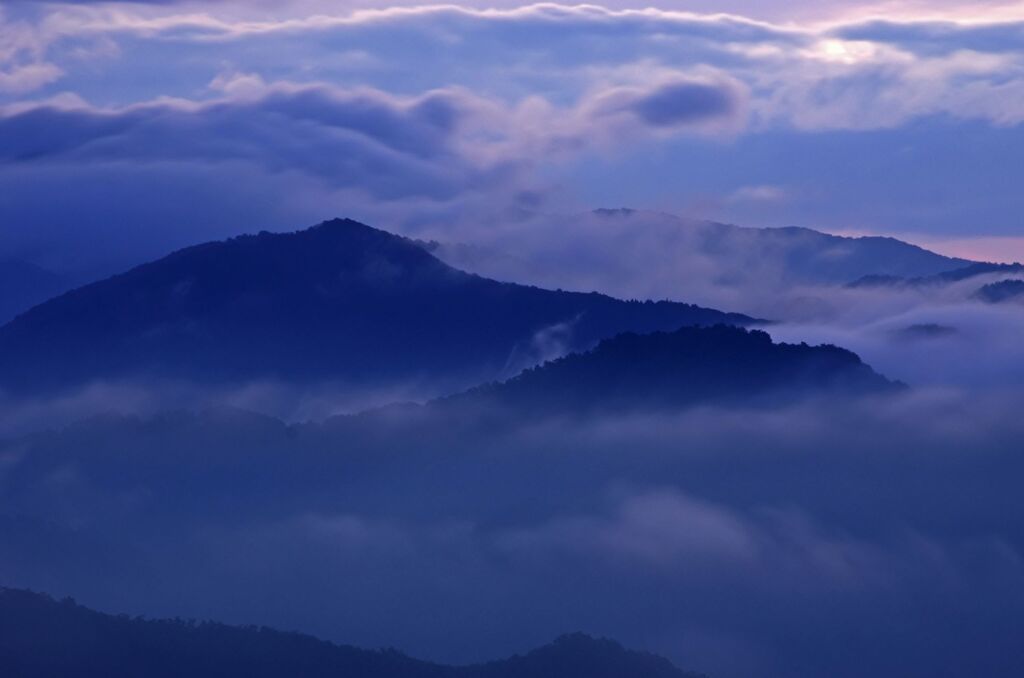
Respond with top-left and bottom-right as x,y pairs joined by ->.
2,385 -> 1024,678
5,2 -> 1024,676
420,209 -> 1024,390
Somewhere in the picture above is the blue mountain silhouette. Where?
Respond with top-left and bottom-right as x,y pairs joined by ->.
974,279 -> 1024,304
0,588 -> 703,678
441,324 -> 902,415
848,261 -> 1024,289
0,218 -> 754,393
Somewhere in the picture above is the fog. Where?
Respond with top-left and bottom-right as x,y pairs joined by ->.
4,1 -> 1024,674
2,210 -> 1023,677
424,210 -> 1024,390
2,386 -> 1024,678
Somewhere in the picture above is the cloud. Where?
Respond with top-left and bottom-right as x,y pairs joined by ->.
728,184 -> 788,203
9,3 -> 1024,129
0,83 -> 483,199
0,61 -> 62,93
5,390 -> 1024,677
0,76 -> 744,273
498,489 -> 762,570
416,206 -> 1024,393
1,6 -> 1023,677
628,81 -> 740,126
590,78 -> 746,131
2,3 -> 1024,263
833,18 -> 1024,56
0,76 -> 739,179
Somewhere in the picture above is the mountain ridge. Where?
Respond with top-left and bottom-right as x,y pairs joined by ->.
0,218 -> 755,395
435,323 -> 902,416
0,587 -> 703,678
975,279 -> 1024,304
422,209 -> 972,318
848,261 -> 1024,289
592,210 -> 973,283
0,258 -> 72,326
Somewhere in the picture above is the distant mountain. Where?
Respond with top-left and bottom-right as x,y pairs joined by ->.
443,324 -> 901,415
974,279 -> 1024,304
685,220 -> 969,285
0,588 -> 702,678
849,262 -> 1024,289
0,219 -> 754,394
423,210 -> 970,308
0,259 -> 71,325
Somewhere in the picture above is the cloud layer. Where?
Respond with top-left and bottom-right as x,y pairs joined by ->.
1,3 -> 1024,272
4,390 -> 1024,678
0,72 -> 746,274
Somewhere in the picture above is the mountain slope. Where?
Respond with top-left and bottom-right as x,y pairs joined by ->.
692,220 -> 968,285
425,210 -> 970,309
849,262 -> 1024,289
0,218 -> 754,394
975,279 -> 1024,304
443,324 -> 901,415
0,588 -> 701,678
0,259 -> 71,326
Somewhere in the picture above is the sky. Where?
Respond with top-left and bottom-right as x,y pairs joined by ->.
3,0 -> 1024,274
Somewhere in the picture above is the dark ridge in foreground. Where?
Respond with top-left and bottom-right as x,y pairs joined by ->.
0,218 -> 754,394
0,588 -> 702,678
445,324 -> 902,414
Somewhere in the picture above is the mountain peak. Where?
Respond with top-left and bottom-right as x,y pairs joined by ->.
188,217 -> 448,280
489,632 -> 705,678
0,219 -> 753,394
294,217 -> 409,244
448,324 -> 900,415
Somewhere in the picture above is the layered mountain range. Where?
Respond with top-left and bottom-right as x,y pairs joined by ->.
425,209 -> 971,303
0,217 -> 972,678
849,261 -> 1024,289
0,219 -> 754,395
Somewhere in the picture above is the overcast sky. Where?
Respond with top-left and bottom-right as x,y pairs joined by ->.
3,0 -> 1024,272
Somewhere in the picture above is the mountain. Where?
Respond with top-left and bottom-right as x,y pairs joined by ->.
0,326 -> 899,613
849,262 -> 1024,289
678,219 -> 969,284
0,218 -> 754,394
974,279 -> 1024,304
442,324 -> 901,415
0,259 -> 71,325
0,588 -> 702,678
423,210 -> 970,308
